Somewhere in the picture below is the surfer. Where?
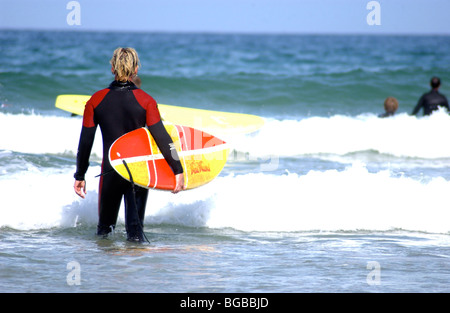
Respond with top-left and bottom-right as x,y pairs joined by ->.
73,47 -> 185,242
411,77 -> 449,116
378,97 -> 398,118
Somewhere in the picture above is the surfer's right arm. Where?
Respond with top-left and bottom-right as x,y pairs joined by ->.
173,173 -> 185,194
134,89 -> 185,192
147,120 -> 184,175
147,120 -> 185,192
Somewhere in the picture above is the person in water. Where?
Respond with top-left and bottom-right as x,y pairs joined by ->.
379,96 -> 398,118
411,77 -> 449,116
73,47 -> 185,242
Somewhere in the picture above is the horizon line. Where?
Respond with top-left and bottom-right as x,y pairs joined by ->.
1,26 -> 450,37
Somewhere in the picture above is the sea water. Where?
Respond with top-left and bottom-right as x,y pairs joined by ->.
1,30 -> 450,293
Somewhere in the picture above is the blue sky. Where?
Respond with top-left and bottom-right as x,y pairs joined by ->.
1,0 -> 449,34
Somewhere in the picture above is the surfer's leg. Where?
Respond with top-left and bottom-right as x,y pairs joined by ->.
124,185 -> 149,241
97,172 -> 127,236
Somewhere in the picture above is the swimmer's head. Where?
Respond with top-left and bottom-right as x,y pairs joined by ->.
431,77 -> 441,89
384,97 -> 398,114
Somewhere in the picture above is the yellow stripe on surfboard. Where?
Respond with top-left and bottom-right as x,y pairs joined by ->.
55,94 -> 264,135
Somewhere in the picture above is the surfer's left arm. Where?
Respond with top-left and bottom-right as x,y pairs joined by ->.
74,95 -> 97,177
74,126 -> 96,181
73,126 -> 95,198
74,180 -> 87,199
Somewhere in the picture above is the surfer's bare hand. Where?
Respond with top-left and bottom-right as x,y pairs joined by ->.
173,174 -> 186,194
74,180 -> 86,198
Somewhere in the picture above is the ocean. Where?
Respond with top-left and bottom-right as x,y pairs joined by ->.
1,30 -> 450,294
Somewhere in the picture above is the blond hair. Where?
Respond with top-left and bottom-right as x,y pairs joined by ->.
110,47 -> 140,82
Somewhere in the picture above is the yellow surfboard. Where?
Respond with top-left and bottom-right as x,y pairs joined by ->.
55,94 -> 264,135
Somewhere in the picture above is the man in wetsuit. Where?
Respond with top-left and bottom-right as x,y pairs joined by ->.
412,77 -> 449,116
73,47 -> 185,242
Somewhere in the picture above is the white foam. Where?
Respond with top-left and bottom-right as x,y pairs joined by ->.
4,111 -> 450,160
179,164 -> 450,233
1,163 -> 449,233
230,110 -> 450,159
2,112 -> 450,233
0,112 -> 102,158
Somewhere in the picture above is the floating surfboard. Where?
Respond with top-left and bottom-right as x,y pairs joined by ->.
55,94 -> 264,134
109,124 -> 229,191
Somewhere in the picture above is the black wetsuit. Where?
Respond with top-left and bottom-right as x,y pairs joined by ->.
412,89 -> 449,116
378,112 -> 395,118
74,81 -> 183,239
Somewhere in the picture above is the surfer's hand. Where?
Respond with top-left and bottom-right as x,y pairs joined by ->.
173,174 -> 185,194
74,180 -> 87,198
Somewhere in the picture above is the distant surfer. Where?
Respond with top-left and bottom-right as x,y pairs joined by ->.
411,77 -> 449,116
73,47 -> 185,242
378,97 -> 398,118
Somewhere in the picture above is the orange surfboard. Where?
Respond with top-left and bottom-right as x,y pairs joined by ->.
109,124 -> 229,190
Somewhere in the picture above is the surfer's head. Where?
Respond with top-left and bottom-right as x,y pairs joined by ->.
110,47 -> 140,82
384,97 -> 398,114
430,77 -> 441,90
